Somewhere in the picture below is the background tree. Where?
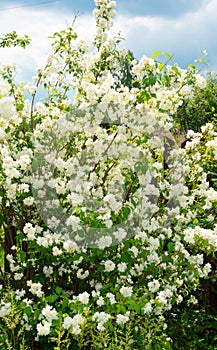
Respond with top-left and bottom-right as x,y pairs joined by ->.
173,72 -> 217,133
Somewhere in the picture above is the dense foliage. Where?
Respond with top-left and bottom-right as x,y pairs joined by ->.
0,1 -> 217,349
174,72 -> 217,133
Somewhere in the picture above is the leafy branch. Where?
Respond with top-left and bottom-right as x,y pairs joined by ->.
0,31 -> 31,49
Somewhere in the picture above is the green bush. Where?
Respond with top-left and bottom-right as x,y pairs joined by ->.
174,73 -> 217,133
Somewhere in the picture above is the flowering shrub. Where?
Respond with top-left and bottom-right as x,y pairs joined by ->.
0,0 -> 217,349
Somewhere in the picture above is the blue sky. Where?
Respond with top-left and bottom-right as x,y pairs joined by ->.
0,0 -> 216,81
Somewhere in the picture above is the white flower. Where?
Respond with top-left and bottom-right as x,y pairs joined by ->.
195,74 -> 206,89
52,246 -> 62,256
66,215 -> 81,230
77,269 -> 89,280
23,223 -> 36,241
96,296 -> 104,306
36,236 -> 51,248
97,323 -> 106,331
15,289 -> 26,301
43,266 -> 53,277
63,316 -> 74,330
32,178 -> 44,189
0,128 -> 5,140
116,313 -> 130,325
97,235 -> 112,249
188,295 -> 198,305
129,246 -> 138,257
77,292 -> 89,305
63,240 -> 78,253
104,260 -> 115,272
147,279 -> 160,293
18,183 -> 30,193
5,167 -> 20,179
107,1 -> 116,9
117,262 -> 127,273
0,81 -> 10,95
0,302 -> 11,317
92,311 -> 110,324
119,286 -> 133,298
0,97 -> 15,120
23,84 -> 37,95
71,314 -> 84,327
104,194 -> 121,212
106,292 -> 116,305
113,228 -> 127,242
14,272 -> 24,280
148,237 -> 160,251
71,325 -> 82,335
156,291 -> 170,305
63,314 -> 85,334
36,321 -> 51,336
27,281 -> 43,297
203,263 -> 212,276
143,302 -> 152,314
41,305 -> 58,322
23,197 -> 34,206
176,295 -> 183,304
18,154 -> 31,170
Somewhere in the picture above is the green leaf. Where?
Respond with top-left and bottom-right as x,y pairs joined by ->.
46,294 -> 59,303
159,62 -> 165,71
151,51 -> 162,59
34,309 -> 41,319
171,65 -> 181,77
24,306 -> 32,317
55,287 -> 62,295
168,242 -> 175,253
164,52 -> 174,61
135,304 -> 142,314
149,76 -> 157,86
61,298 -> 69,310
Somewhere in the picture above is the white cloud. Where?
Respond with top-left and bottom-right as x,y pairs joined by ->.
116,0 -> 206,18
112,0 -> 217,71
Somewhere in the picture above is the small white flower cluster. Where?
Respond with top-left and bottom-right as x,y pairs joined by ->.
36,321 -> 51,336
93,0 -> 117,44
0,97 -> 15,128
77,292 -> 90,305
0,302 -> 11,318
27,281 -> 44,298
103,259 -> 115,272
148,279 -> 160,293
119,286 -> 133,298
195,74 -> 206,89
41,304 -> 58,323
36,305 -> 58,337
92,311 -> 111,331
184,225 -> 217,250
116,311 -> 130,325
63,314 -> 85,335
6,254 -> 23,280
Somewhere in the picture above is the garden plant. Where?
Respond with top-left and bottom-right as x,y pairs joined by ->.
0,0 -> 217,349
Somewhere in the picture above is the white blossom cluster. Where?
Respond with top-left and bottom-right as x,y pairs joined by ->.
0,0 -> 216,347
0,302 -> 11,318
184,225 -> 217,250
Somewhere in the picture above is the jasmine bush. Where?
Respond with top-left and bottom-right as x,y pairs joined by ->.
0,1 -> 217,349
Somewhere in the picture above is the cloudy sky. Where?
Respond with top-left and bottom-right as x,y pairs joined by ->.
0,0 -> 216,82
